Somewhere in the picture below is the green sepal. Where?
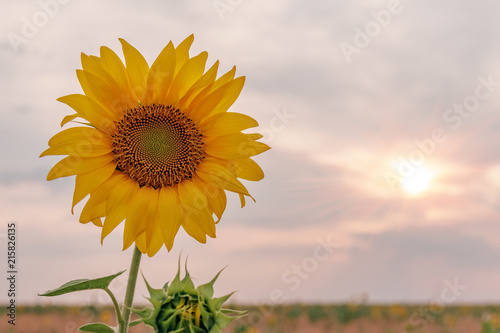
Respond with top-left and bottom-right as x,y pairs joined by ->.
167,258 -> 197,298
180,260 -> 196,293
167,257 -> 184,296
189,324 -> 205,333
135,256 -> 245,333
208,292 -> 235,312
132,306 -> 154,320
197,268 -> 225,299
39,270 -> 125,297
129,319 -> 143,327
198,296 -> 212,326
215,311 -> 240,329
78,323 -> 116,333
208,326 -> 221,333
168,329 -> 185,333
143,272 -> 168,303
157,308 -> 183,331
221,308 -> 247,316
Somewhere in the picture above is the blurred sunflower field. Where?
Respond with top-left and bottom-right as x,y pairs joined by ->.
2,303 -> 500,333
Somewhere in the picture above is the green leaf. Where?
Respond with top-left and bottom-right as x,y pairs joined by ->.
39,270 -> 125,297
78,323 -> 116,333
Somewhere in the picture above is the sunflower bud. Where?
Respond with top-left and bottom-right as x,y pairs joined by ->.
135,261 -> 245,332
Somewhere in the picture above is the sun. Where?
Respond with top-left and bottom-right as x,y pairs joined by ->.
400,166 -> 434,195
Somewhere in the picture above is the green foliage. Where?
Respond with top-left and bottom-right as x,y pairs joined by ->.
285,305 -> 302,319
481,319 -> 500,333
39,271 -> 125,297
235,324 -> 250,333
38,271 -> 126,333
307,305 -> 328,322
11,303 -> 500,332
78,323 -> 115,333
336,304 -> 369,324
404,323 -> 416,332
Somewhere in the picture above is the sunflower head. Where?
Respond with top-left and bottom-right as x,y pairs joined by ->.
135,262 -> 245,333
41,35 -> 270,256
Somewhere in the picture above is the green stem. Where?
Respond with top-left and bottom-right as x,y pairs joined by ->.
120,245 -> 142,333
104,287 -> 123,328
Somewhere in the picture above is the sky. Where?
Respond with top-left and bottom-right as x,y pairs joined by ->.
2,0 -> 500,311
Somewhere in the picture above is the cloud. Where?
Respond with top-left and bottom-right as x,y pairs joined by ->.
2,0 -> 500,305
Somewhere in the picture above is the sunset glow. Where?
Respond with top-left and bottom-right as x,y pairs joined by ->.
4,0 -> 500,309
400,166 -> 434,195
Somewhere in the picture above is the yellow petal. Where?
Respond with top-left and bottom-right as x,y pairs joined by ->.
187,66 -> 236,113
100,46 -> 137,103
76,70 -> 126,117
119,38 -> 149,103
100,46 -> 127,82
174,34 -> 194,76
57,94 -> 117,133
80,200 -> 107,224
146,216 -> 164,257
144,190 -> 160,248
105,175 -> 137,214
199,112 -> 258,138
168,51 -> 208,104
47,154 -> 114,180
79,172 -> 125,223
232,157 -> 265,181
177,180 -> 216,238
148,42 -> 176,104
204,133 -> 270,159
81,53 -> 135,111
41,144 -> 112,158
92,218 -> 103,227
46,126 -> 111,148
81,54 -> 120,95
61,114 -> 78,126
247,133 -> 264,140
189,76 -> 245,123
239,193 -> 246,208
178,60 -> 219,110
123,186 -> 156,250
182,218 -> 207,244
206,76 -> 245,117
196,158 -> 251,196
72,161 -> 116,212
194,177 -> 226,223
134,232 -> 148,254
101,177 -> 140,243
158,186 -> 183,251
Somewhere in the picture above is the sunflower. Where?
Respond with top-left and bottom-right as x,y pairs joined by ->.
41,35 -> 269,256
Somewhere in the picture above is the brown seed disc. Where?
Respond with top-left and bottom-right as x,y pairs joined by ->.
112,104 -> 204,188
